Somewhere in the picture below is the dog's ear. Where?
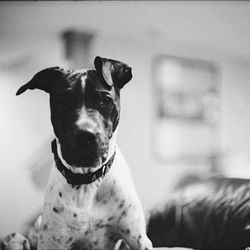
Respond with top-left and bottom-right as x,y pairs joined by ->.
16,67 -> 65,95
94,56 -> 132,89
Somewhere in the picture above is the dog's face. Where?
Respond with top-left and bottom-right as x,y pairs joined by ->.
16,57 -> 132,168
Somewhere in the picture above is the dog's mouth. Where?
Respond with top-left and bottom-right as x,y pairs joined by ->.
63,148 -> 107,169
68,158 -> 102,174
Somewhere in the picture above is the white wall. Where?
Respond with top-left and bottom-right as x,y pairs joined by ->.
1,1 -> 250,237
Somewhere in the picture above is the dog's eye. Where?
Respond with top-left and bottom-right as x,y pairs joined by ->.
99,93 -> 112,106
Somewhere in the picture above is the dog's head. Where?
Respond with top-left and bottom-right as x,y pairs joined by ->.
17,56 -> 132,168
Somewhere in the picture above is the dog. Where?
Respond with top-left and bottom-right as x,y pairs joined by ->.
2,57 -> 152,250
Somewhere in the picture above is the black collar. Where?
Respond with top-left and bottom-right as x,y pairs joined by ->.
51,139 -> 115,186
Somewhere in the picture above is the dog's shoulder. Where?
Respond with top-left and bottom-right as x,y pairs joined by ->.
106,146 -> 134,187
100,146 -> 142,206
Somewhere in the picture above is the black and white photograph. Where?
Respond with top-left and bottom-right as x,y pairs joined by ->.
0,1 -> 250,250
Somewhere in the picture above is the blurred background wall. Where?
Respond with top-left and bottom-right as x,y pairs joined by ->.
0,1 -> 250,237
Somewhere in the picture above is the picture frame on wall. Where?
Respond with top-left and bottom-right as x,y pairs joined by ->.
152,55 -> 220,164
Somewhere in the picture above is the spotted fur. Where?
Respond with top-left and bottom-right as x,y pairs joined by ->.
37,146 -> 152,250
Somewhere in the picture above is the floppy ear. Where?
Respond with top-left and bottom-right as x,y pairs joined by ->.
16,67 -> 65,95
94,56 -> 132,89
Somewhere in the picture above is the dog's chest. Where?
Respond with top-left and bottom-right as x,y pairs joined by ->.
38,171 -> 123,250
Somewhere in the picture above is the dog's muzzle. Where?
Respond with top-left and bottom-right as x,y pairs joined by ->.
61,128 -> 109,168
74,130 -> 97,155
52,139 -> 115,185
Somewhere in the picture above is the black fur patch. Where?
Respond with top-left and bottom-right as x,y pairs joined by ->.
108,216 -> 114,221
53,206 -> 64,214
118,200 -> 125,209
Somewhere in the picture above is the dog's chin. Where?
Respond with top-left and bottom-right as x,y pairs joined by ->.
71,149 -> 108,167
68,156 -> 100,169
63,157 -> 102,174
60,143 -> 109,172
